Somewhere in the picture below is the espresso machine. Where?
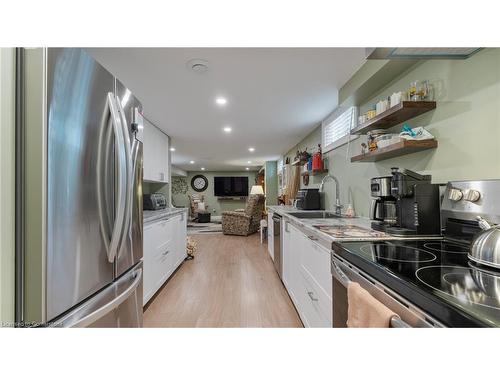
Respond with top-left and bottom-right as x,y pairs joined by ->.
385,168 -> 441,236
370,176 -> 397,231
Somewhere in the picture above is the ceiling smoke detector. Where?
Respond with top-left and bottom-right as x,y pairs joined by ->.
186,58 -> 209,74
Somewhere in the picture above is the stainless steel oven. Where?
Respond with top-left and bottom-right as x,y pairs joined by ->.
331,254 -> 442,328
272,213 -> 283,279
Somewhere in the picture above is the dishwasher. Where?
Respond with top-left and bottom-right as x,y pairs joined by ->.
272,213 -> 283,279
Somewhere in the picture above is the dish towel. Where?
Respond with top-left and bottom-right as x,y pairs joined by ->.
347,282 -> 398,328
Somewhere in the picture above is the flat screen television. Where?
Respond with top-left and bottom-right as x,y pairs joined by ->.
214,176 -> 249,197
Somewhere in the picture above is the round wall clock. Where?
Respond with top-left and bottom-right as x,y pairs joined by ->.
191,174 -> 209,192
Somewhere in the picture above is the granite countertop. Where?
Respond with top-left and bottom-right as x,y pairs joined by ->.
267,205 -> 441,247
143,207 -> 188,225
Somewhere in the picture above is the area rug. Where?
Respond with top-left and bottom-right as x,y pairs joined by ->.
187,220 -> 223,234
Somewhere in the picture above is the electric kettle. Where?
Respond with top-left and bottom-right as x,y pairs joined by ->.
469,216 -> 500,270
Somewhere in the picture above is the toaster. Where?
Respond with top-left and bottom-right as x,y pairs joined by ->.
295,188 -> 321,210
143,193 -> 167,210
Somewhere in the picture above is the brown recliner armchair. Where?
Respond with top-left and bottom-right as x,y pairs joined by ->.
222,194 -> 265,236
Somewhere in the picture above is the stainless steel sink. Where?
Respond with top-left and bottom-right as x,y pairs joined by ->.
287,211 -> 350,219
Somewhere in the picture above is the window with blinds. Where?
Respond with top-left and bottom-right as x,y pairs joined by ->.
322,106 -> 357,153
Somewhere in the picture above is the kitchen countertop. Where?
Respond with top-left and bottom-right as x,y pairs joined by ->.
143,207 -> 188,225
267,205 -> 442,246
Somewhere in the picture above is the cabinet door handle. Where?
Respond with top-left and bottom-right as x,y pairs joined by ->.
307,291 -> 318,301
162,250 -> 170,256
308,235 -> 318,241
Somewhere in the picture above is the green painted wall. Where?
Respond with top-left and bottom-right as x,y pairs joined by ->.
171,171 -> 258,216
0,48 -> 16,324
143,182 -> 170,204
285,48 -> 500,218
264,161 -> 278,206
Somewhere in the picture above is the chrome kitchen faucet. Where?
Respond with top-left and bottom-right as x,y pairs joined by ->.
320,174 -> 342,215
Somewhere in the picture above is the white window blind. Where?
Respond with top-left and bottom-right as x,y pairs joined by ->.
322,106 -> 357,153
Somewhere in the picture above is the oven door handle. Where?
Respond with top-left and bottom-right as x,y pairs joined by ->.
331,259 -> 350,288
331,258 -> 411,328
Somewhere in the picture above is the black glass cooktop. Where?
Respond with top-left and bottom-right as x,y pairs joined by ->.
333,240 -> 500,327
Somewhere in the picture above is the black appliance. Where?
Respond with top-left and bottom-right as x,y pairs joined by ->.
295,188 -> 321,210
143,193 -> 167,210
383,168 -> 440,236
331,179 -> 500,327
214,176 -> 249,197
197,212 -> 211,223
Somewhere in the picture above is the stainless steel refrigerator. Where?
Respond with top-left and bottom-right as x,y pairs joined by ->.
16,48 -> 144,327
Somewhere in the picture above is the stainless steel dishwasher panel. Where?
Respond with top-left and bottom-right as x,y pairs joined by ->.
272,214 -> 282,279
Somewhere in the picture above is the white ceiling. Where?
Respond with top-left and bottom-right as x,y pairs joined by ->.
88,48 -> 366,171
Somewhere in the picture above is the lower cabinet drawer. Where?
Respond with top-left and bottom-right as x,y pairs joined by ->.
143,213 -> 188,306
300,235 -> 332,299
154,239 -> 173,273
297,266 -> 332,328
143,221 -> 174,305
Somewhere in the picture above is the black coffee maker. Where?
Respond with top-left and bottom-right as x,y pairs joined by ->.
370,176 -> 397,232
384,167 -> 441,236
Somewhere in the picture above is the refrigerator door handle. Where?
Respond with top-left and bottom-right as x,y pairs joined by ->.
116,98 -> 133,256
97,92 -> 127,263
55,267 -> 142,328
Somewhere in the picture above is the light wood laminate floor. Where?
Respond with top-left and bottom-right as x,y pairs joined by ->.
144,233 -> 303,327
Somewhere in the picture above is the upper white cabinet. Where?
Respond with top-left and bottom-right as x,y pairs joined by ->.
143,117 -> 170,183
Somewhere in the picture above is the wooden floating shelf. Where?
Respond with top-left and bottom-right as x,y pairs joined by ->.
301,169 -> 328,176
351,139 -> 438,162
351,101 -> 436,135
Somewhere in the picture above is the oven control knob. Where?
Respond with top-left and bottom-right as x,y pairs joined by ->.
448,188 -> 463,202
464,189 -> 481,202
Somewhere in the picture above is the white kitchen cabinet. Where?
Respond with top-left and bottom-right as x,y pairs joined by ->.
281,220 -> 332,328
171,213 -> 187,271
143,212 -> 187,305
267,212 -> 274,260
282,221 -> 301,308
298,232 -> 332,299
297,266 -> 332,327
143,117 -> 170,183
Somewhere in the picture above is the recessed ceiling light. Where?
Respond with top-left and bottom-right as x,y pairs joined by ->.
170,147 -> 175,152
247,161 -> 252,164
245,167 -> 250,170
215,97 -> 227,106
248,147 -> 255,152
190,160 -> 195,164
223,126 -> 232,133
201,167 -> 205,171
